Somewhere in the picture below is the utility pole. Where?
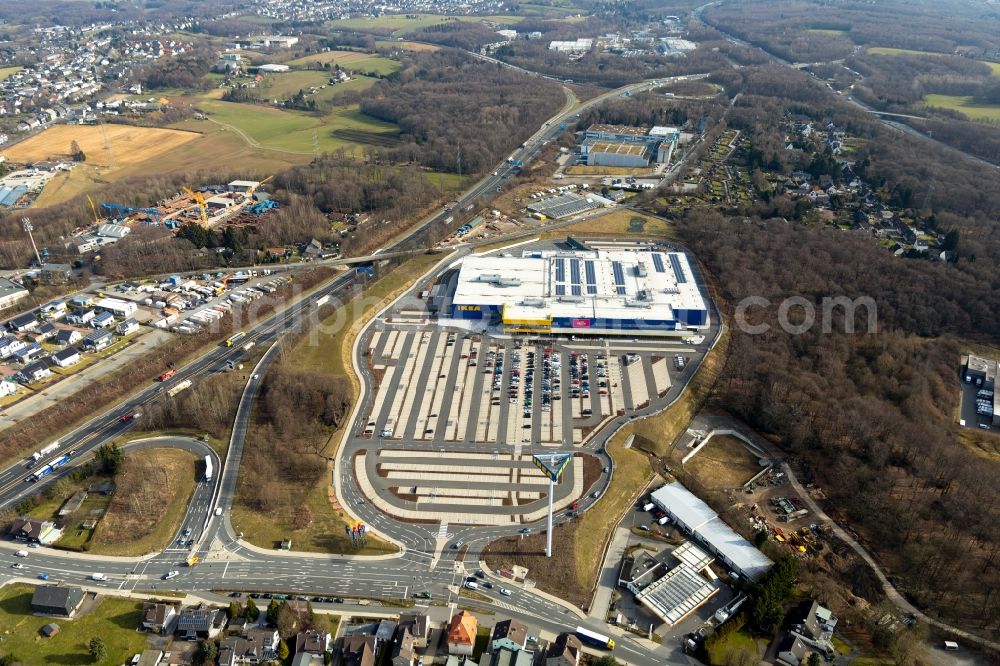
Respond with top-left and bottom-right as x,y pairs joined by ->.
21,217 -> 41,266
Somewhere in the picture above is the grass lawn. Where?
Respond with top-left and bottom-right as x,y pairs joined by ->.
806,28 -> 847,35
327,14 -> 521,36
287,50 -> 373,66
0,65 -> 22,81
922,94 -> 1000,121
548,210 -> 674,238
0,584 -> 147,665
980,60 -> 1000,76
347,55 -> 403,75
563,165 -> 654,176
685,435 -> 765,489
707,628 -> 760,665
196,100 -> 399,154
89,448 -> 199,556
867,47 -> 943,56
375,40 -> 442,52
257,69 -> 333,98
230,471 -> 396,555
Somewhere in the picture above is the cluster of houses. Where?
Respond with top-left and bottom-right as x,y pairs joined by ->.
0,22 -> 192,129
0,291 -> 140,389
782,119 -> 950,258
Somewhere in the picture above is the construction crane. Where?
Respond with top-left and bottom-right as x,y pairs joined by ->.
182,187 -> 208,225
246,175 -> 273,199
100,202 -> 162,225
86,194 -> 102,225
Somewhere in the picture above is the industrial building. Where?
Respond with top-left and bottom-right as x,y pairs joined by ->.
581,124 -> 681,167
633,542 -> 721,626
548,39 -> 593,53
963,353 -> 1000,426
0,277 -> 28,311
449,248 -> 708,336
650,482 -> 773,581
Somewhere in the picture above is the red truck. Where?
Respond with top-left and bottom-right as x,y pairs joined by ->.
157,369 -> 177,382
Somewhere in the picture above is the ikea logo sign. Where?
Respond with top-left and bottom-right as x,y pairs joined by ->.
457,305 -> 481,312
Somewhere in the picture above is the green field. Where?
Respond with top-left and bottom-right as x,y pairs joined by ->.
980,60 -> 1000,76
258,70 -> 335,98
923,94 -> 1000,121
348,55 -> 403,75
286,51 -> 401,75
327,13 -> 521,36
0,584 -> 148,664
197,100 -> 400,153
807,28 -> 847,35
867,46 -> 944,56
0,66 -> 22,81
287,50 -> 374,66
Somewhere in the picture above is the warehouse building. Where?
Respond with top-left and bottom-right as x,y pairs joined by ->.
650,482 -> 772,581
449,248 -> 708,336
634,542 -> 720,626
585,142 -> 652,168
0,277 -> 28,311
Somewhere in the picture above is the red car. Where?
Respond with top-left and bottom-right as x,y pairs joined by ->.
570,501 -> 580,511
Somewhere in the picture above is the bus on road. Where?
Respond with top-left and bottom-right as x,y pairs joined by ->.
575,626 -> 614,650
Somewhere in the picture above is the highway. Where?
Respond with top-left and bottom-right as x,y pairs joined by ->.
0,75 -> 708,665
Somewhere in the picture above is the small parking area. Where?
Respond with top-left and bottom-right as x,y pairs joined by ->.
959,380 -> 995,431
363,327 -> 699,448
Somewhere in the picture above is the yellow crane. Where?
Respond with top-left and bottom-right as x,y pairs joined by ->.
86,194 -> 101,225
182,186 -> 208,225
247,175 -> 273,199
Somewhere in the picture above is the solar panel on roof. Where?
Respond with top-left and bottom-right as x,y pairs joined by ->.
555,258 -> 565,282
555,284 -> 566,296
571,285 -> 582,296
669,255 -> 687,284
612,261 -> 627,295
652,253 -> 666,273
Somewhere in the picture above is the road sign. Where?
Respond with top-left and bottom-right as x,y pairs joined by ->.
532,453 -> 571,482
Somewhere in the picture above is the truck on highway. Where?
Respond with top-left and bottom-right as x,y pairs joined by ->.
167,380 -> 192,397
186,554 -> 199,567
31,442 -> 60,462
157,369 -> 177,382
28,454 -> 70,482
225,331 -> 246,347
575,626 -> 615,650
204,455 -> 213,482
315,294 -> 330,308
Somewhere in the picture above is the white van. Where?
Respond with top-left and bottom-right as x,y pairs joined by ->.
91,573 -> 107,581
464,581 -> 479,590
14,550 -> 28,558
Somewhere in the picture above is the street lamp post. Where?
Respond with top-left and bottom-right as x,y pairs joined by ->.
21,217 -> 42,266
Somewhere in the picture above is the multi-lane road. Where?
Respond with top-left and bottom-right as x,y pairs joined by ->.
0,75 -> 713,665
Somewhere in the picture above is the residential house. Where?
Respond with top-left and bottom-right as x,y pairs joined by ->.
218,627 -> 279,665
390,613 -> 428,666
447,611 -> 478,656
55,328 -> 82,346
17,360 -> 52,384
294,628 -> 332,656
82,329 -> 113,351
65,308 -> 95,325
0,379 -> 17,398
33,321 -> 57,342
40,300 -> 67,320
336,634 -> 377,666
375,619 -> 398,650
790,599 -> 837,642
776,635 -> 810,666
0,335 -> 26,359
481,646 -> 533,666
14,342 -> 45,364
302,238 -> 323,260
91,311 -> 115,328
545,634 -> 582,666
491,620 -> 528,652
31,585 -> 85,617
291,653 -> 324,666
7,311 -> 39,333
116,318 -> 140,335
174,606 -> 227,640
50,347 -> 81,368
141,602 -> 178,634
10,516 -> 59,543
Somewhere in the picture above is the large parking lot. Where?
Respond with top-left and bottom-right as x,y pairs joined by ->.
363,328 -> 693,448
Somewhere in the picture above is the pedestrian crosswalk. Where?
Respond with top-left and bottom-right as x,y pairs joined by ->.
436,522 -> 450,539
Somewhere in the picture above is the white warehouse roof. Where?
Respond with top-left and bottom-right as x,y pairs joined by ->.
451,248 -> 707,327
651,482 -> 773,581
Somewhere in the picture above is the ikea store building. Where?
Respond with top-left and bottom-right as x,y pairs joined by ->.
449,248 -> 708,336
